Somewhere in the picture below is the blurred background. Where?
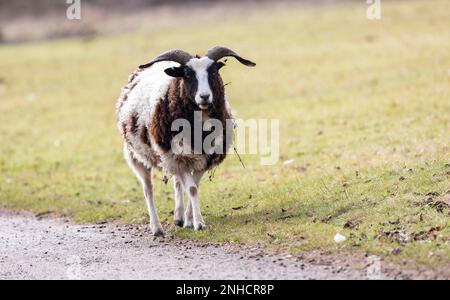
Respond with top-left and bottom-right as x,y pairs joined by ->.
0,0 -> 348,43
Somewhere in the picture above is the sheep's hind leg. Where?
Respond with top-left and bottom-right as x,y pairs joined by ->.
173,176 -> 185,227
125,149 -> 164,236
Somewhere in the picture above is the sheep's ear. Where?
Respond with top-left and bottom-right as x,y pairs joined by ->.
164,67 -> 184,78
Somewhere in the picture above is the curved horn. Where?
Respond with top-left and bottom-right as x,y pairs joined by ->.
139,50 -> 193,69
206,46 -> 256,67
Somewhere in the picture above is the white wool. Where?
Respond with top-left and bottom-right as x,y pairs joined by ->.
118,61 -> 178,130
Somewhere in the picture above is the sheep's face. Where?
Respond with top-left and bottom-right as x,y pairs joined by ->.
165,57 -> 224,110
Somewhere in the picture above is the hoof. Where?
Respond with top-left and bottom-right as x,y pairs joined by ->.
194,222 -> 208,231
183,221 -> 194,229
174,219 -> 184,227
152,226 -> 165,237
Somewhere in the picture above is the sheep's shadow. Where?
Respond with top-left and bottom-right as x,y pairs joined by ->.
203,198 -> 369,232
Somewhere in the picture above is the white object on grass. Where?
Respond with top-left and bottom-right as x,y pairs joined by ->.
334,233 -> 346,243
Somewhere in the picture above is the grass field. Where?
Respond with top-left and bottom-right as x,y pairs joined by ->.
0,0 -> 449,267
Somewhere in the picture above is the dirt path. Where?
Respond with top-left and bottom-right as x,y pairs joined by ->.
0,212 -> 383,280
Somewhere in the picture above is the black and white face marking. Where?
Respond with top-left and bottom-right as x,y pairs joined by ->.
186,57 -> 215,110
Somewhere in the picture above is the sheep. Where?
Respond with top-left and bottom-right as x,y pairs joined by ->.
117,46 -> 255,236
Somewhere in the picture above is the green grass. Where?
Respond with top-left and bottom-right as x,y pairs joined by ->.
0,0 -> 449,266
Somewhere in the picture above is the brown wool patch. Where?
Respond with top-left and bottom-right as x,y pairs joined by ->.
130,113 -> 139,135
150,71 -> 230,168
140,126 -> 150,146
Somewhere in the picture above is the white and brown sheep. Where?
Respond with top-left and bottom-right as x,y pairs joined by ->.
117,46 -> 255,236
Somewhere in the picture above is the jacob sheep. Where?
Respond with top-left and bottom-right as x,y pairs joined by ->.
117,46 -> 255,236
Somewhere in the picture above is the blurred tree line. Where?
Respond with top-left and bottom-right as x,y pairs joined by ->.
0,0 -> 274,17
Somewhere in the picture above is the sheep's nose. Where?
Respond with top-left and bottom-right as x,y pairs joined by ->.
199,93 -> 211,103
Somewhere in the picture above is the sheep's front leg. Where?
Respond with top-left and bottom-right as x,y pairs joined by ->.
173,175 -> 193,229
173,176 -> 185,227
182,171 -> 206,230
184,199 -> 193,229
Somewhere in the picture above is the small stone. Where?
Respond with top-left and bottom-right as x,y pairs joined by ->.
334,233 -> 346,243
